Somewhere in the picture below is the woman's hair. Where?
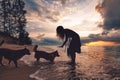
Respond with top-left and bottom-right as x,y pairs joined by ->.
56,26 -> 65,40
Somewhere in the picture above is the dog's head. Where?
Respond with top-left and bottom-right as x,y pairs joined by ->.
24,48 -> 31,55
53,50 -> 60,57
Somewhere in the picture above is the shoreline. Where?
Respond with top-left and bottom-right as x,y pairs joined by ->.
0,59 -> 38,80
0,45 -> 120,80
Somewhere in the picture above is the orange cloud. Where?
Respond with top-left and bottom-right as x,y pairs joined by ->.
85,41 -> 120,46
95,1 -> 104,17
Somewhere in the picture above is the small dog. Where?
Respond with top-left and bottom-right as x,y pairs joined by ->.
34,45 -> 60,63
0,48 -> 30,67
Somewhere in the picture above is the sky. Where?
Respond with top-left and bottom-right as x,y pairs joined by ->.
24,0 -> 120,46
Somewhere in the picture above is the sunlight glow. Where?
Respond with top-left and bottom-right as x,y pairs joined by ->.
85,41 -> 120,46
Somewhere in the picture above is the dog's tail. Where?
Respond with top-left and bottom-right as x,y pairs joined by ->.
33,45 -> 38,52
0,40 -> 4,46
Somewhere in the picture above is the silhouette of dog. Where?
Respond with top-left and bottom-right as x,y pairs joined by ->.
34,45 -> 60,63
0,48 -> 30,67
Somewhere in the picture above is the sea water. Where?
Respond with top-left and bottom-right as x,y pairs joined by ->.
20,46 -> 120,80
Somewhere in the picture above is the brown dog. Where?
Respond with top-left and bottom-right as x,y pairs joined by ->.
0,48 -> 30,67
34,45 -> 60,63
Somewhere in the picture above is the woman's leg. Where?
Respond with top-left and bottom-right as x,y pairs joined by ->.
70,53 -> 76,64
67,47 -> 76,65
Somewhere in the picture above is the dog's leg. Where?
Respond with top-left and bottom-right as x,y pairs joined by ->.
8,60 -> 12,65
50,61 -> 55,64
0,56 -> 4,66
36,58 -> 40,62
0,61 -> 4,66
50,60 -> 53,62
50,58 -> 54,63
13,60 -> 18,68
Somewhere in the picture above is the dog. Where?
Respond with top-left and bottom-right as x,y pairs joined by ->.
0,48 -> 30,67
34,45 -> 60,63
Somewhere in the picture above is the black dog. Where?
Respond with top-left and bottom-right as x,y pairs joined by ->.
0,48 -> 30,67
34,45 -> 60,63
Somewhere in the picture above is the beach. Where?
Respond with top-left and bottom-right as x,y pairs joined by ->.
0,59 -> 37,80
0,44 -> 37,80
0,45 -> 120,80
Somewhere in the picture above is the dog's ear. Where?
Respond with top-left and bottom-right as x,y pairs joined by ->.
24,45 -> 27,49
55,50 -> 57,52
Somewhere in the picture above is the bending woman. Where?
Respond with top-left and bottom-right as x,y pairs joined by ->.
56,26 -> 81,65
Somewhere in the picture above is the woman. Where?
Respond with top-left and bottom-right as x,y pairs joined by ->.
56,26 -> 81,65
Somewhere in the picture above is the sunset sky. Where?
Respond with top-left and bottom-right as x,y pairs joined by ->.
24,0 -> 120,46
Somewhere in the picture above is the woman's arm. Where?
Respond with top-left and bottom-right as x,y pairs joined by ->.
60,35 -> 68,47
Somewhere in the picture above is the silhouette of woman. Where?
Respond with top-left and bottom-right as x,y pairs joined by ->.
56,26 -> 81,65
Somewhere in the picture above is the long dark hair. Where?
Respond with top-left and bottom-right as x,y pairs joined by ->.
56,26 -> 65,40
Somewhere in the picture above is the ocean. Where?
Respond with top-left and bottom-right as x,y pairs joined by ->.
20,46 -> 120,80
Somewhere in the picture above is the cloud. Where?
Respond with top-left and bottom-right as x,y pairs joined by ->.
25,0 -> 116,45
32,37 -> 62,45
24,0 -> 88,22
24,0 -> 40,13
95,0 -> 120,30
26,22 -> 48,32
24,0 -> 63,22
86,0 -> 120,44
88,29 -> 120,43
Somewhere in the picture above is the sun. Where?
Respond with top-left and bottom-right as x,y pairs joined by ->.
85,41 -> 119,46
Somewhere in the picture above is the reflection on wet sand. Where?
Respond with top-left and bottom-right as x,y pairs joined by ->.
24,46 -> 120,80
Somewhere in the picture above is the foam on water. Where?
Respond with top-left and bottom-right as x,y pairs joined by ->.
30,70 -> 45,80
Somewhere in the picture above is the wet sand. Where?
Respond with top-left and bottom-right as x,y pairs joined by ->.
0,45 -> 120,80
0,59 -> 38,80
0,44 -> 37,80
